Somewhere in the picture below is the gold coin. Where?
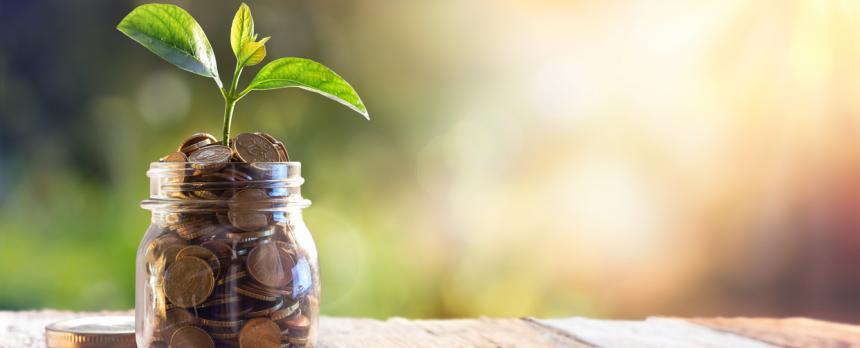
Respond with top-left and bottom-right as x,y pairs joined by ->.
247,298 -> 284,318
207,286 -> 253,320
254,132 -> 289,162
226,228 -> 275,245
217,269 -> 248,285
233,133 -> 280,163
236,284 -> 280,302
202,319 -> 243,339
246,241 -> 296,288
242,274 -> 293,297
176,245 -> 221,279
156,308 -> 197,340
254,132 -> 279,145
145,234 -> 186,267
200,240 -> 235,272
202,167 -> 253,183
188,145 -> 232,172
160,151 -> 188,162
271,300 -> 301,321
228,213 -> 270,232
170,216 -> 203,229
146,233 -> 185,264
164,256 -> 215,308
170,325 -> 214,348
44,316 -> 136,348
173,219 -> 220,240
200,317 -> 244,329
239,318 -> 281,348
228,189 -> 271,231
178,133 -> 218,155
286,336 -> 309,346
273,142 -> 289,162
200,295 -> 241,309
282,314 -> 311,337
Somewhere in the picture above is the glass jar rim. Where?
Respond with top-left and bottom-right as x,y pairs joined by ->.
147,160 -> 302,170
142,161 -> 310,212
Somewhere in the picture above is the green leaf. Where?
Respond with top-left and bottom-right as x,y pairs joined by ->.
117,4 -> 222,88
239,37 -> 269,67
244,58 -> 369,119
230,3 -> 254,57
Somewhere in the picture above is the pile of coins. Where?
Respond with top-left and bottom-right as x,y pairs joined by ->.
143,132 -> 315,348
163,132 -> 289,167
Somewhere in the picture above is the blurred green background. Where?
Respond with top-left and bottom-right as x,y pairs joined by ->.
1,0 -> 858,322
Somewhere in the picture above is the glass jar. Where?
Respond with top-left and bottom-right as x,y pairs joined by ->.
137,162 -> 319,348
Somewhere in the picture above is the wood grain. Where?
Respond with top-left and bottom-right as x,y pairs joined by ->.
531,317 -> 776,348
691,317 -> 860,348
321,317 -> 589,348
1,310 -> 858,348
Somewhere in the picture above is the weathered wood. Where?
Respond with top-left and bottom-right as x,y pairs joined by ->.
531,317 -> 775,348
691,317 -> 860,348
320,317 -> 588,348
2,310 -> 859,348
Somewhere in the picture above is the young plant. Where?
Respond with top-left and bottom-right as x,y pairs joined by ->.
117,3 -> 368,144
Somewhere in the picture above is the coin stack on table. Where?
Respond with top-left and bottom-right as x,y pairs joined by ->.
142,132 -> 315,348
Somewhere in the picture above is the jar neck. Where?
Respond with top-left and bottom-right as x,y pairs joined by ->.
141,162 -> 311,213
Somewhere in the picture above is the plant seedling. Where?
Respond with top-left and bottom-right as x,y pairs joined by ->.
117,3 -> 368,144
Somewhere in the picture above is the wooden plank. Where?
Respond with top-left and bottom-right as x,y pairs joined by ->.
2,310 -> 859,348
319,317 -> 590,348
531,317 -> 776,348
691,317 -> 860,348
0,311 -> 587,348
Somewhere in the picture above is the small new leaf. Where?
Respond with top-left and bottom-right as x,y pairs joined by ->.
117,3 -> 222,88
244,57 -> 369,119
230,3 -> 254,57
239,37 -> 270,67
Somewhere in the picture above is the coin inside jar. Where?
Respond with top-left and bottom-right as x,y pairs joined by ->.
172,218 -> 221,240
233,133 -> 280,163
170,325 -> 215,348
246,241 -> 296,288
271,300 -> 301,322
160,151 -> 188,163
228,189 -> 271,231
145,234 -> 186,266
142,130 -> 317,347
188,145 -> 232,172
157,308 -> 197,339
282,314 -> 311,337
201,167 -> 254,183
164,256 -> 215,308
239,318 -> 281,348
201,240 -> 235,264
247,298 -> 284,318
175,245 -> 221,278
178,133 -> 218,155
217,264 -> 248,285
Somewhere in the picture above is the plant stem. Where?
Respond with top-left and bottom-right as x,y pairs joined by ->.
221,63 -> 245,144
222,98 -> 237,144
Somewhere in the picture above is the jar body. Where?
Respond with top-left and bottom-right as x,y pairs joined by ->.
136,163 -> 319,348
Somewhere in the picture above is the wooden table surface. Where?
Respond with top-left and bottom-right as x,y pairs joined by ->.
1,311 -> 858,348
